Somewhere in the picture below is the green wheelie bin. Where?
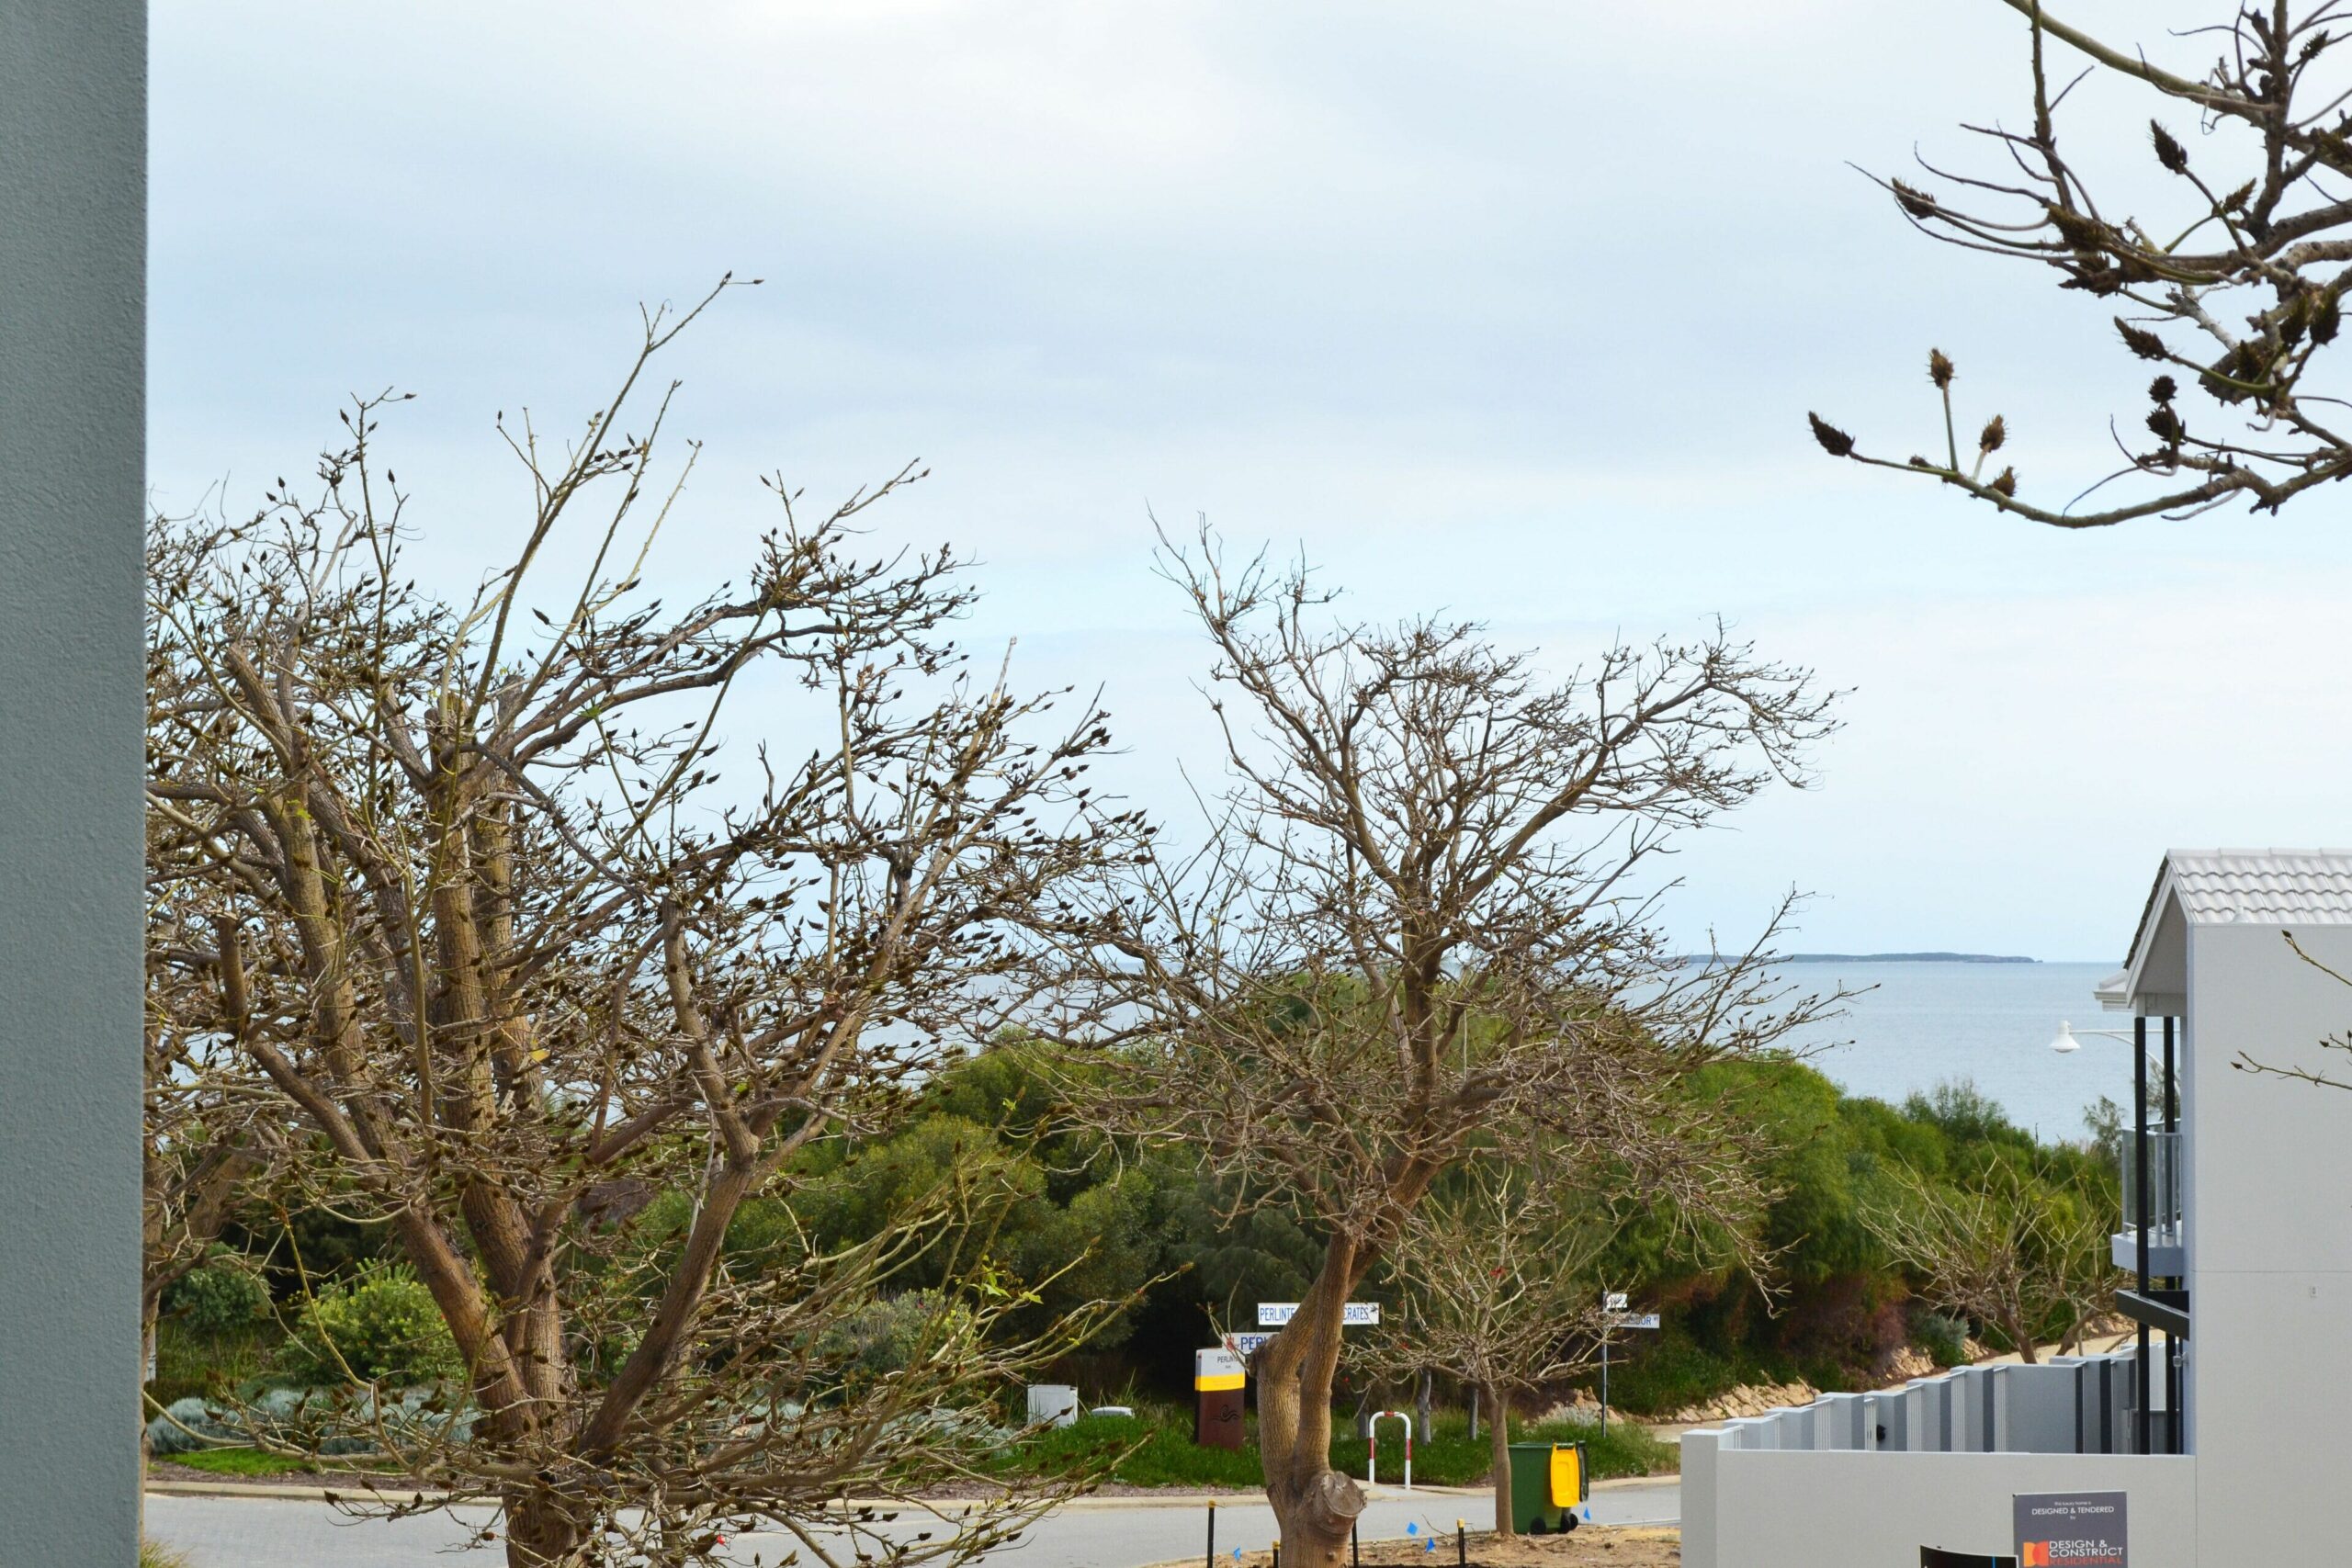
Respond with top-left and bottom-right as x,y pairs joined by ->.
1504,1440 -> 1588,1534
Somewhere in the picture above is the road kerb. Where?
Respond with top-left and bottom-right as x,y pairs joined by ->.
144,1473 -> 1676,1507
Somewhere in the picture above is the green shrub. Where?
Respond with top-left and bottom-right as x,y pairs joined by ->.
149,1385 -> 480,1458
1917,1310 -> 1970,1368
815,1291 -> 972,1382
166,1257 -> 271,1335
151,1314 -> 280,1407
147,1394 -> 244,1457
1593,1333 -> 1786,1416
141,1541 -> 192,1568
274,1264 -> 462,1387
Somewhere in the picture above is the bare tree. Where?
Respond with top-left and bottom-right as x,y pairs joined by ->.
2238,931 -> 2352,1089
141,852 -> 289,1402
142,281 -> 1138,1566
1354,1165 -> 1615,1538
1048,531 -> 1836,1568
1811,2 -> 2352,527
1861,1162 -> 2116,1362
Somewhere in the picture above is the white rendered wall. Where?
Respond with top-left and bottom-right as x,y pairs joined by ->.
2182,919 -> 2352,1563
1679,1439 -> 2196,1568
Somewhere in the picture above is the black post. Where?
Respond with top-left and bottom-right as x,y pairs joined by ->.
2134,1013 -> 2151,1457
2164,1014 -> 2180,1454
1205,1500 -> 1215,1567
1353,1519 -> 1361,1566
1457,1521 -> 1468,1564
1600,1333 -> 1609,1438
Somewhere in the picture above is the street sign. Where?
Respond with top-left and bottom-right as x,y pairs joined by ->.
1224,1332 -> 1273,1358
1609,1313 -> 1660,1331
1257,1302 -> 1380,1326
1603,1292 -> 1629,1311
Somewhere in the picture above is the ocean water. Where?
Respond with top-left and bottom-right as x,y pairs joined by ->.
1759,961 -> 2129,1143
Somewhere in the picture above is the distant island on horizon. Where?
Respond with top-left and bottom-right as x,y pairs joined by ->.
1779,951 -> 2038,964
1675,951 -> 2047,965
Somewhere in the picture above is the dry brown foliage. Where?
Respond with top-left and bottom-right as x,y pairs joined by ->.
1045,528 -> 1838,1567
1860,1161 -> 2117,1363
1353,1166 -> 1616,1537
143,282 -> 1141,1566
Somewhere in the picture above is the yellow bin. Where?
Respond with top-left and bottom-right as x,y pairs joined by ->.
1505,1441 -> 1587,1533
1549,1443 -> 1583,1508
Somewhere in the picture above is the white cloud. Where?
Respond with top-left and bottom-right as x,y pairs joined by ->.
147,0 -> 2352,958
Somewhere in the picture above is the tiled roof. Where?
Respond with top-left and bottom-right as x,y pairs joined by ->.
2165,850 -> 2352,925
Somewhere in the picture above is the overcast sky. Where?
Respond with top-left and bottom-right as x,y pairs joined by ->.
150,2 -> 2352,962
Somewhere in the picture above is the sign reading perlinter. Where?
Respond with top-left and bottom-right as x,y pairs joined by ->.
2013,1491 -> 2128,1568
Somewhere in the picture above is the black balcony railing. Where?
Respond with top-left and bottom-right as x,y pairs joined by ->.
2120,1126 -> 2182,1247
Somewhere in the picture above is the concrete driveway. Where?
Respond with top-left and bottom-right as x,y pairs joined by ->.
147,1479 -> 1679,1567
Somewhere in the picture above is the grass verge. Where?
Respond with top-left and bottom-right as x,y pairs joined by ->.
996,1404 -> 1676,1489
158,1447 -> 317,1478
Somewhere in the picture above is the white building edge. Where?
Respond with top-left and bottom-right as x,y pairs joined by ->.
1680,849 -> 2352,1566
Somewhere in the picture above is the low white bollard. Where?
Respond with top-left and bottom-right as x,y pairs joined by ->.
1367,1408 -> 1413,1491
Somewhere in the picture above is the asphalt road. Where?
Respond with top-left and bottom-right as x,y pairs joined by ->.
147,1480 -> 1679,1567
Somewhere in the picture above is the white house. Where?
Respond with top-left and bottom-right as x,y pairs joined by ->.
1680,849 -> 2352,1566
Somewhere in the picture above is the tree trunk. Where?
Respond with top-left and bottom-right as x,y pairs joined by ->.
1486,1383 -> 1514,1538
1416,1369 -> 1432,1443
2012,1317 -> 2040,1364
1256,1247 -> 1368,1568
1467,1382 -> 1479,1442
504,1484 -> 584,1567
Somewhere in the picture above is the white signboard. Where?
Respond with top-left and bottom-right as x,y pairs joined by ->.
1195,1348 -> 1245,1382
1224,1332 -> 1273,1358
1604,1292 -> 1629,1311
1257,1302 -> 1381,1327
2014,1490 -> 2127,1567
1609,1312 -> 1661,1331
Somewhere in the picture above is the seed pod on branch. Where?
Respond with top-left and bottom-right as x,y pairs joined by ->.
2047,205 -> 2109,251
1853,1 -> 2352,529
1989,467 -> 2018,498
1892,179 -> 1940,220
1928,348 -> 1956,389
1978,415 -> 2006,455
2117,319 -> 2169,361
1808,412 -> 1857,457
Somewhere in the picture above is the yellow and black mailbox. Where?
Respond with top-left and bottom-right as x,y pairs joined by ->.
1194,1348 -> 1247,1449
